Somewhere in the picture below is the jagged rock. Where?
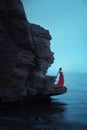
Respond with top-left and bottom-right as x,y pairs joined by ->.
0,0 -> 67,103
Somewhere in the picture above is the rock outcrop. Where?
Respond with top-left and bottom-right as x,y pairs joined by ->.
0,0 -> 67,103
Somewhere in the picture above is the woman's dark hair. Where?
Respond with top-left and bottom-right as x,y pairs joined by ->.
59,67 -> 62,71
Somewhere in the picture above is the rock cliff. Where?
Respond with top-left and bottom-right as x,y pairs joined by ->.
0,0 -> 67,103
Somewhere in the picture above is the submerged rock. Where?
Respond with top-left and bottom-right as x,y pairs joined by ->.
0,0 -> 67,103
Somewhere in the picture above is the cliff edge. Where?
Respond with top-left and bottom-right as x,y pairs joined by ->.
0,0 -> 67,103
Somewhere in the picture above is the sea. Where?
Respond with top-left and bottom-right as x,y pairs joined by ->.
0,72 -> 87,130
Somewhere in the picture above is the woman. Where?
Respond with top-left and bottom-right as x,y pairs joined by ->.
55,67 -> 64,87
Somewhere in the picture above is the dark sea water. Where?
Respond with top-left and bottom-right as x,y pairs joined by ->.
0,73 -> 87,130
51,72 -> 87,130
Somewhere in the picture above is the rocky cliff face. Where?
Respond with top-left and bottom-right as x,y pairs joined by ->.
0,0 -> 66,103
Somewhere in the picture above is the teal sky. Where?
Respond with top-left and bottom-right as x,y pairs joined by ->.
22,0 -> 87,73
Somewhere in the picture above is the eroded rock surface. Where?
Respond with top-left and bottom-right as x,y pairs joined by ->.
0,0 -> 66,102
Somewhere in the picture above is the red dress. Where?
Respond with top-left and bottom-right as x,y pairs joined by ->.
55,72 -> 64,87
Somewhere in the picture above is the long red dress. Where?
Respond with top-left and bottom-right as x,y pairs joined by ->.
55,72 -> 64,87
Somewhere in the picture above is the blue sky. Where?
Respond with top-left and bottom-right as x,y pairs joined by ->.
22,0 -> 87,73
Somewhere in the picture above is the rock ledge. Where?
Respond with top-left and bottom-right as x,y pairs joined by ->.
0,0 -> 67,103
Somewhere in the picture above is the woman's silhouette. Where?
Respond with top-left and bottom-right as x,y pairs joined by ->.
55,67 -> 64,87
